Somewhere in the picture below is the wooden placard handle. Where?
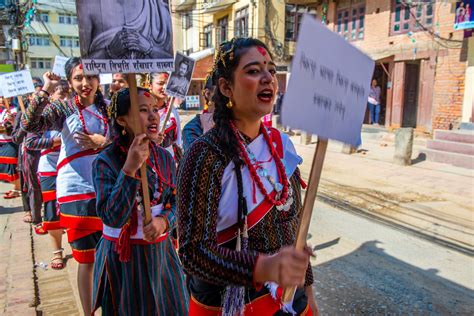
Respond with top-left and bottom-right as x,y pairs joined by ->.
160,97 -> 175,134
281,138 -> 328,304
126,74 -> 152,225
17,96 -> 26,112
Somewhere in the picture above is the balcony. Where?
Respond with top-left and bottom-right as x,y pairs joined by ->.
175,0 -> 196,12
202,0 -> 236,14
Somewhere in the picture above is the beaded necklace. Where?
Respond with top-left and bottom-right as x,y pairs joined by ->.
74,95 -> 108,137
230,121 -> 293,211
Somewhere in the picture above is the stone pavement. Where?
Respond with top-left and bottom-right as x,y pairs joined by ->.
0,117 -> 472,314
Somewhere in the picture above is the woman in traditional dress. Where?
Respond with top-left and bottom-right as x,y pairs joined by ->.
178,38 -> 318,315
92,87 -> 188,315
148,72 -> 183,162
21,57 -> 109,315
0,99 -> 20,199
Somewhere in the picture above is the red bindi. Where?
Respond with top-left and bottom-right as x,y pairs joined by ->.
257,46 -> 267,57
78,64 -> 83,70
144,91 -> 151,98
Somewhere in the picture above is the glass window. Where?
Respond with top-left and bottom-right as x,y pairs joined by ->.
391,0 -> 435,35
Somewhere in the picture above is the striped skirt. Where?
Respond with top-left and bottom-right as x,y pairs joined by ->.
92,236 -> 189,315
0,141 -> 19,183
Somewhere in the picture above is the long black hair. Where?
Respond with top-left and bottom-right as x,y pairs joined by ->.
65,57 -> 108,120
211,37 -> 273,158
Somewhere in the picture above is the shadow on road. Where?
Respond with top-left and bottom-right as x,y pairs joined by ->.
0,206 -> 24,215
313,240 -> 474,315
411,152 -> 427,165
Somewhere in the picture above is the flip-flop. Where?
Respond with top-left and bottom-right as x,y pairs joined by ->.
34,223 -> 48,235
4,190 -> 21,199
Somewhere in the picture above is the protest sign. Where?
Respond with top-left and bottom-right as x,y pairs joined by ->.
76,0 -> 174,74
280,15 -> 374,307
0,70 -> 35,98
165,52 -> 195,99
99,73 -> 113,85
52,55 -> 69,77
281,15 -> 374,146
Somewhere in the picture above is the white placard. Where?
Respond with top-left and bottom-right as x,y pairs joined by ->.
0,70 -> 35,98
52,55 -> 69,77
99,73 -> 113,85
281,15 -> 375,146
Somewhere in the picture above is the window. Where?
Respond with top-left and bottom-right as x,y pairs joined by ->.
216,16 -> 228,45
202,23 -> 212,48
391,0 -> 434,35
336,4 -> 365,41
29,35 -> 50,46
285,4 -> 317,41
235,6 -> 249,38
34,12 -> 49,23
182,13 -> 193,30
58,14 -> 77,24
30,58 -> 52,69
60,36 -> 80,48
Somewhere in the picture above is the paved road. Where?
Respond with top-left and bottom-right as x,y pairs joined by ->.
309,200 -> 474,315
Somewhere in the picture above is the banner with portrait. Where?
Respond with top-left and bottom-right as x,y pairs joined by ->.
76,0 -> 174,74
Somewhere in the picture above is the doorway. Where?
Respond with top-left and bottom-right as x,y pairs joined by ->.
364,63 -> 388,125
402,63 -> 420,128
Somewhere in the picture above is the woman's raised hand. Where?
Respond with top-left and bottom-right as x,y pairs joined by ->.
42,71 -> 61,95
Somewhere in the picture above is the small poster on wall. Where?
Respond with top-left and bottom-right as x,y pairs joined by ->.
454,1 -> 474,30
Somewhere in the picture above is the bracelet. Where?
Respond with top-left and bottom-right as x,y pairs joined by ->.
40,89 -> 50,97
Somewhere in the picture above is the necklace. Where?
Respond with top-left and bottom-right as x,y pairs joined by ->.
74,95 -> 108,137
230,121 -> 293,211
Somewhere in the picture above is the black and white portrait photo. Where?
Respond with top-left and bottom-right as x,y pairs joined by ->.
76,0 -> 174,74
165,52 -> 195,99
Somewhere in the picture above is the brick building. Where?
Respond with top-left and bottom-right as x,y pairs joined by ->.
317,0 -> 472,132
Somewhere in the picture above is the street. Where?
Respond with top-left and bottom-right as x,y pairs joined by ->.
310,200 -> 473,315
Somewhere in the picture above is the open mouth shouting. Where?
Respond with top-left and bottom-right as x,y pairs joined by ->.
147,123 -> 159,134
257,88 -> 274,104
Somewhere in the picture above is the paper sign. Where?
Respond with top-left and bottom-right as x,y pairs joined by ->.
52,55 -> 69,77
76,0 -> 174,74
99,73 -> 113,85
0,70 -> 35,98
281,15 -> 375,146
165,52 -> 195,99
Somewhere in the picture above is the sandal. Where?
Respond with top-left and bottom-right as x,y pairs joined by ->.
34,223 -> 48,235
4,189 -> 21,199
23,212 -> 33,223
51,249 -> 65,270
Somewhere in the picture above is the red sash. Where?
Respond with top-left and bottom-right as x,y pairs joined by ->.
56,148 -> 101,171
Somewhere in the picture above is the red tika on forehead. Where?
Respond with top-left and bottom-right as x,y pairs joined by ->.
78,64 -> 83,70
257,46 -> 267,57
144,91 -> 151,98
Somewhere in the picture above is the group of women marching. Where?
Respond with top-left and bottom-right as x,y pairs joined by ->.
0,37 -> 318,315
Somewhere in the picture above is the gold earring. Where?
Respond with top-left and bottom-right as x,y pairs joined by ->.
226,99 -> 233,109
122,129 -> 127,135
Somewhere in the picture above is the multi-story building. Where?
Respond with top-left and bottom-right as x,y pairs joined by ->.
23,0 -> 79,78
173,0 -> 473,132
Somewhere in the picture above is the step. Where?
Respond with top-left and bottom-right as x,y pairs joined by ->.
427,139 -> 474,156
434,130 -> 474,144
460,122 -> 474,131
422,148 -> 474,169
